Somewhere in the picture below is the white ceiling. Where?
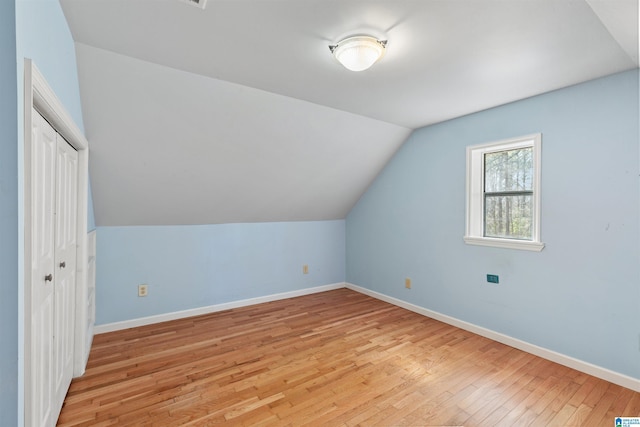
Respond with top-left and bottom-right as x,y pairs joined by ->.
60,0 -> 638,226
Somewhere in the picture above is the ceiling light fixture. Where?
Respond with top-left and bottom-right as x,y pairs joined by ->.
329,35 -> 387,72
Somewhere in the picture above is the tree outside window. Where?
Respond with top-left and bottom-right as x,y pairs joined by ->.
484,147 -> 533,240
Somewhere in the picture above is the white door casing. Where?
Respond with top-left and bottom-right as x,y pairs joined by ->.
24,60 -> 91,427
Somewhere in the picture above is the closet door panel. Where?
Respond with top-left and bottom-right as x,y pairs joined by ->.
30,110 -> 57,427
53,135 -> 78,414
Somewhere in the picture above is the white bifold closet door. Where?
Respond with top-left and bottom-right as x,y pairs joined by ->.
30,108 -> 78,427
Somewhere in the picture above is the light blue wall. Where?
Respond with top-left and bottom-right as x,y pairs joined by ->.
14,0 -> 88,424
16,0 -> 84,131
347,70 -> 640,380
95,220 -> 346,325
0,1 -> 18,424
15,0 -> 95,230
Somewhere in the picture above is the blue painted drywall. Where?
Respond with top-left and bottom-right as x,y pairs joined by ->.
347,69 -> 640,380
0,1 -> 18,424
15,0 -> 95,230
16,0 -> 84,130
95,220 -> 346,325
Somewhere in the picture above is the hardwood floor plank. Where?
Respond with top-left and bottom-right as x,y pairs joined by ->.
604,386 -> 635,421
547,403 -> 579,427
58,289 -> 640,426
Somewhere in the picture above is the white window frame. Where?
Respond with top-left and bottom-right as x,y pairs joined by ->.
464,133 -> 544,251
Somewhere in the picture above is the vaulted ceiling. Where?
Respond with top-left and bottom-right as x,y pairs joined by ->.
60,0 -> 638,226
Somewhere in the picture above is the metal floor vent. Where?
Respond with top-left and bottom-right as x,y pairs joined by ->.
179,0 -> 207,10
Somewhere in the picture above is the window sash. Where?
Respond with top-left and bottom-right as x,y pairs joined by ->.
484,190 -> 533,197
483,193 -> 533,240
464,133 -> 543,251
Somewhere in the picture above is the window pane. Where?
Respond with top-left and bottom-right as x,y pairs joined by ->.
484,147 -> 533,193
484,194 -> 532,240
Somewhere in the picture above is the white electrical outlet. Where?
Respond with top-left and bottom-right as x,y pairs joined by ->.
138,284 -> 148,297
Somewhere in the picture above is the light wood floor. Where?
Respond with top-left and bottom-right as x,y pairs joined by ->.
58,288 -> 640,426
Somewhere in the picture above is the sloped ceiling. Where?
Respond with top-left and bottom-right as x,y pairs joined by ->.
59,0 -> 638,226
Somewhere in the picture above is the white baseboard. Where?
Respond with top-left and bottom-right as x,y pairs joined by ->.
345,282 -> 640,393
94,281 -> 640,392
94,282 -> 345,334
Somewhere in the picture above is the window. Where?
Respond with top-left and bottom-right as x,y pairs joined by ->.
464,134 -> 544,251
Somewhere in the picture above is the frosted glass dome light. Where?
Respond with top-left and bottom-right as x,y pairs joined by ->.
329,36 -> 387,72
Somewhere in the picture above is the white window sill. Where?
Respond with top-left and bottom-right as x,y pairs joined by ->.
464,236 -> 545,252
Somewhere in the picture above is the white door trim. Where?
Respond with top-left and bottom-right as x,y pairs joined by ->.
23,59 -> 90,426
